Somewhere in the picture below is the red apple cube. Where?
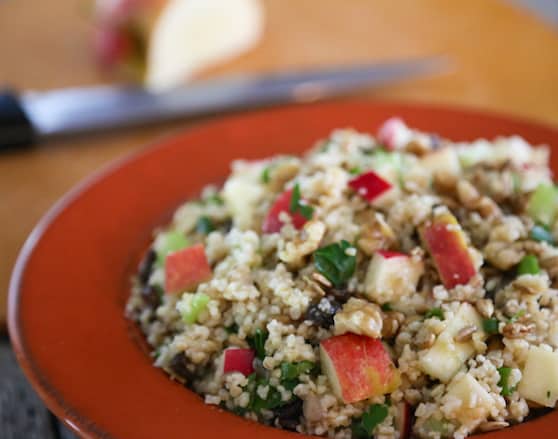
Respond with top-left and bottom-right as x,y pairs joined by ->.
364,250 -> 424,304
348,171 -> 393,202
223,348 -> 255,376
164,244 -> 212,294
320,334 -> 400,403
262,189 -> 310,233
394,402 -> 412,439
377,117 -> 410,150
420,212 -> 477,289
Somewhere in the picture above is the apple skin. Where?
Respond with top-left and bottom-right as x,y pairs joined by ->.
223,348 -> 255,376
394,402 -> 412,439
262,189 -> 310,233
376,250 -> 407,259
348,171 -> 393,202
420,212 -> 476,289
165,244 -> 212,294
377,117 -> 408,150
320,334 -> 400,403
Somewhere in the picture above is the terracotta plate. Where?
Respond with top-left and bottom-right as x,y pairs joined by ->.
8,101 -> 558,439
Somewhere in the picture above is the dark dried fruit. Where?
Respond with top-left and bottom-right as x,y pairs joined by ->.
305,298 -> 341,328
274,398 -> 303,431
169,353 -> 195,383
138,248 -> 156,286
329,287 -> 351,302
141,284 -> 161,309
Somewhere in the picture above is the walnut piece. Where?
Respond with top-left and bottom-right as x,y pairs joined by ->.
333,298 -> 383,338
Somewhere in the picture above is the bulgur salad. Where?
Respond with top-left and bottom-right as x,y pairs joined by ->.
127,117 -> 558,438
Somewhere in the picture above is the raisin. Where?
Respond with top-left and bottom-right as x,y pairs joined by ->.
141,284 -> 161,309
305,298 -> 341,329
138,248 -> 156,286
169,353 -> 196,383
274,398 -> 302,431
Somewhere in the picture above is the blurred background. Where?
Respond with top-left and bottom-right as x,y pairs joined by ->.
1,0 -> 557,437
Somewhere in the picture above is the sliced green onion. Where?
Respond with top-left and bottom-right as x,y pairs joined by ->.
527,183 -> 558,227
179,293 -> 210,324
482,318 -> 499,335
155,230 -> 188,266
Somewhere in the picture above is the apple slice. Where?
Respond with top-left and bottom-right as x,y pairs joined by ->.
348,171 -> 393,202
518,345 -> 558,407
262,188 -> 311,233
377,117 -> 411,150
420,147 -> 461,177
320,334 -> 400,403
165,244 -> 212,294
364,250 -> 424,304
419,303 -> 485,382
420,211 -> 477,289
222,348 -> 255,376
394,402 -> 412,439
444,373 -> 492,425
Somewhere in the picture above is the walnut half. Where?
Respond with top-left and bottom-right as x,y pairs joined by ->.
333,298 -> 383,338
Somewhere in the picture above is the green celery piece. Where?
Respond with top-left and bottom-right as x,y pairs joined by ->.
527,184 -> 558,227
181,293 -> 210,324
517,255 -> 540,275
155,230 -> 188,266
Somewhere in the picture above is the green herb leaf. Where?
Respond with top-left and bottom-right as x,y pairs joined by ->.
530,225 -> 555,245
205,193 -> 224,205
261,166 -> 271,183
497,367 -> 517,396
225,323 -> 239,334
517,254 -> 540,275
196,216 -> 215,235
381,303 -> 393,312
482,318 -> 499,335
289,183 -> 314,220
508,309 -> 526,323
425,307 -> 444,320
314,240 -> 357,287
349,166 -> 362,175
247,329 -> 268,360
351,404 -> 389,438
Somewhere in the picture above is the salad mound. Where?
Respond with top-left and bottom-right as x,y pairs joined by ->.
127,117 -> 558,438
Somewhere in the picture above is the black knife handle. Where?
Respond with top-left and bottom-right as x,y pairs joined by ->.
0,90 -> 35,151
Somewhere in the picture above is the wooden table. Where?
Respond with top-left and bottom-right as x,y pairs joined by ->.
0,1 -> 557,437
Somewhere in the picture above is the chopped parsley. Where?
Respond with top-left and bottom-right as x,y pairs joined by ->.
204,193 -> 224,205
349,166 -> 362,175
381,303 -> 393,312
280,361 -> 316,390
497,367 -> 517,397
547,390 -> 552,399
289,183 -> 314,220
244,373 -> 283,413
425,307 -> 445,320
351,404 -> 389,438
508,309 -> 526,323
196,216 -> 215,234
482,318 -> 499,335
247,328 -> 268,360
225,323 -> 239,334
313,240 -> 357,287
261,166 -> 271,183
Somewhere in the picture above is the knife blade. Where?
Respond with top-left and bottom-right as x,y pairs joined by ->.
0,57 -> 446,150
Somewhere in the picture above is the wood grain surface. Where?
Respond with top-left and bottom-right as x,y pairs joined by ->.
1,0 -> 557,326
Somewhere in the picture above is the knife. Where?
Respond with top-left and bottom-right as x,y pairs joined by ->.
0,57 -> 445,150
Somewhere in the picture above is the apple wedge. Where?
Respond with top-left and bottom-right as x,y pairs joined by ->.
419,303 -> 485,382
444,373 -> 492,425
165,244 -> 212,293
364,250 -> 424,304
518,345 -> 558,407
222,348 -> 255,376
420,211 -> 477,289
420,147 -> 461,177
320,334 -> 400,403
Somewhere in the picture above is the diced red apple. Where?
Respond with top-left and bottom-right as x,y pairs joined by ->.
94,26 -> 133,68
364,250 -> 424,304
348,171 -> 393,202
377,117 -> 410,150
420,212 -> 477,289
262,189 -> 310,233
320,334 -> 400,403
164,244 -> 212,294
222,348 -> 255,376
394,402 -> 412,439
